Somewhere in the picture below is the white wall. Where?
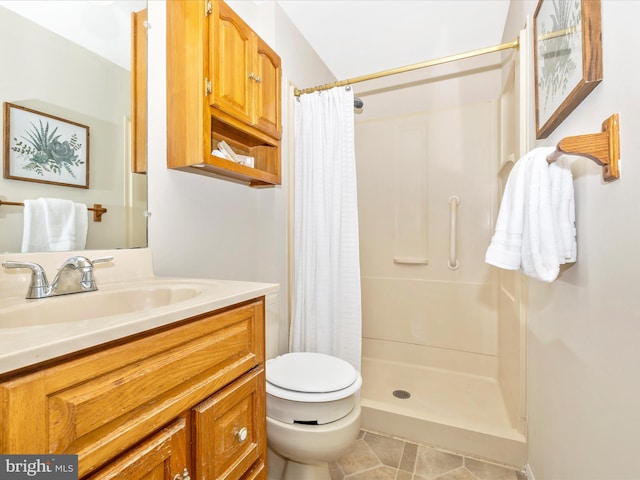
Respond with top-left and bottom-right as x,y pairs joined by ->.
504,1 -> 640,478
146,1 -> 334,354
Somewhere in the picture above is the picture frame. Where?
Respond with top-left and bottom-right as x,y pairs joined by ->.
533,0 -> 602,139
3,102 -> 90,188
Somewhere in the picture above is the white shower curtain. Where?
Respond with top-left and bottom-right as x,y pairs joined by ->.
291,86 -> 362,371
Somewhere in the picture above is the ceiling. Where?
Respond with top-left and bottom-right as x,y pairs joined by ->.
275,0 -> 512,82
3,1 -> 510,81
0,0 -> 146,69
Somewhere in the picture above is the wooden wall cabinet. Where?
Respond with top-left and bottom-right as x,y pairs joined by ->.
0,298 -> 267,480
167,0 -> 282,187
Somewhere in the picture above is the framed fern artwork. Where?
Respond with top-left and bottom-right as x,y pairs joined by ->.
3,103 -> 89,188
533,0 -> 602,139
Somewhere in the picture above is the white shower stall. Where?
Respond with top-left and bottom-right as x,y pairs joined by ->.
354,43 -> 527,467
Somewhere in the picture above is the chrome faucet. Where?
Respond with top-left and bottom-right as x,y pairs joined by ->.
2,255 -> 113,299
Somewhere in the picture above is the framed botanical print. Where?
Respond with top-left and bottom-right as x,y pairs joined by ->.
3,102 -> 89,188
534,0 -> 603,139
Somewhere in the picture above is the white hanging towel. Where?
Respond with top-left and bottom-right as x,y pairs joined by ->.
22,198 -> 88,252
550,157 -> 577,264
485,147 -> 576,282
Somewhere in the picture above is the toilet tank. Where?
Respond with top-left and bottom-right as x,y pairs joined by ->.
266,293 -> 280,360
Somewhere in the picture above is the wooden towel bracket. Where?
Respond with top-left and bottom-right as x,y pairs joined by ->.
547,113 -> 620,182
0,201 -> 108,222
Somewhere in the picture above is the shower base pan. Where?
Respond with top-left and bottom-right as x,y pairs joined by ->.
360,357 -> 526,468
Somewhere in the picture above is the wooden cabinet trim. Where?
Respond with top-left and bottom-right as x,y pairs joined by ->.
0,373 -> 47,453
131,8 -> 148,174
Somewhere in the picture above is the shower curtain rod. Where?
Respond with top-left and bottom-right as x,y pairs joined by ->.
294,37 -> 520,96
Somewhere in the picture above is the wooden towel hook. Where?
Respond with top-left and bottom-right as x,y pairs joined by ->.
91,203 -> 107,222
547,113 -> 620,182
0,201 -> 108,222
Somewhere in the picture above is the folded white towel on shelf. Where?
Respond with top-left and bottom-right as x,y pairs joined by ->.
485,146 -> 576,282
22,198 -> 88,252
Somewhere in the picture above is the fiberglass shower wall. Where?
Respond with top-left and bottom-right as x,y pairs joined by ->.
357,101 -> 498,365
355,100 -> 519,421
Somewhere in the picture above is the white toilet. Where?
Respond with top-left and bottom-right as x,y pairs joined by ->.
267,352 -> 362,480
265,351 -> 362,480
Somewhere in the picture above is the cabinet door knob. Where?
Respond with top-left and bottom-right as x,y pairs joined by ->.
173,468 -> 191,480
248,72 -> 256,80
255,76 -> 262,84
236,427 -> 248,443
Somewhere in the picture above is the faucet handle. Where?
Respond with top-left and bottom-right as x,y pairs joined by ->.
76,256 -> 113,291
90,256 -> 114,265
2,261 -> 50,299
2,260 -> 42,270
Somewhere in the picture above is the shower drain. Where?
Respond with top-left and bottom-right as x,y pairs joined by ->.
392,389 -> 411,399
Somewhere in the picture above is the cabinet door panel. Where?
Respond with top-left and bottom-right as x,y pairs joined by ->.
193,368 -> 265,480
86,417 -> 188,480
211,1 -> 253,125
254,37 -> 281,139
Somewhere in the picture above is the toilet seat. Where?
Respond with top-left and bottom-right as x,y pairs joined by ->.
266,352 -> 362,403
266,352 -> 362,424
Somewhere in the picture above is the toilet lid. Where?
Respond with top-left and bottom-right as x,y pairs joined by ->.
266,352 -> 358,393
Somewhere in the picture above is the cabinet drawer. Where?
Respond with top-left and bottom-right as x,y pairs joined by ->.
193,368 -> 266,480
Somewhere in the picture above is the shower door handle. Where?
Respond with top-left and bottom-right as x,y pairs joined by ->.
448,196 -> 460,270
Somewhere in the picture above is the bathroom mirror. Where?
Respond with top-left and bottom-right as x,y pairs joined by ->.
0,0 -> 148,253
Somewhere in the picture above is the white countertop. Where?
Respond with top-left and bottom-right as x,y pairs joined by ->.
0,248 -> 279,375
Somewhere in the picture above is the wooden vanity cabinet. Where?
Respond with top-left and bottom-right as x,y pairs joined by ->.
0,298 -> 267,480
166,0 -> 281,187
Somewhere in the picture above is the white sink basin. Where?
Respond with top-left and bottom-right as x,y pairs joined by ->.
0,284 -> 204,328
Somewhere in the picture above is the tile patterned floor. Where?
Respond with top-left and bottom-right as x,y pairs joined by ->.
329,430 -> 527,480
